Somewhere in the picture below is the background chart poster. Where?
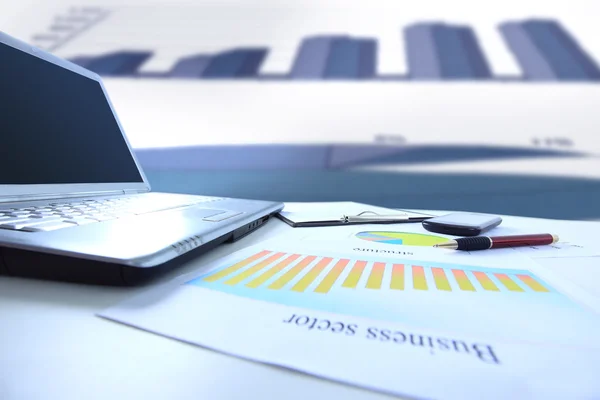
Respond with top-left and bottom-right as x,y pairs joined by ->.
3,0 -> 600,219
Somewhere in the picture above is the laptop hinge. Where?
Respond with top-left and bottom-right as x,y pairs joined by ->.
0,190 -> 128,204
123,189 -> 147,194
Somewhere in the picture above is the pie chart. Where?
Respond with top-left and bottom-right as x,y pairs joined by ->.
356,231 -> 447,246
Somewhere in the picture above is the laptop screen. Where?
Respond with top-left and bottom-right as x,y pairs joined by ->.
0,42 -> 143,185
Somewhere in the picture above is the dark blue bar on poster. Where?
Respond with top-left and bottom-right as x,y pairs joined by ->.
202,48 -> 267,78
548,22 -> 600,80
358,39 -> 377,78
324,38 -> 362,78
84,51 -> 152,76
405,24 -> 441,79
522,20 -> 600,81
324,37 -> 377,79
432,25 -> 474,79
290,36 -> 338,79
237,49 -> 268,77
457,27 -> 492,79
169,55 -> 212,78
499,22 -> 556,80
405,23 -> 490,80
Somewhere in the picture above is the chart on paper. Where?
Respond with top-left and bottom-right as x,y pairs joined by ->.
198,250 -> 551,294
185,245 -> 600,346
355,231 -> 448,246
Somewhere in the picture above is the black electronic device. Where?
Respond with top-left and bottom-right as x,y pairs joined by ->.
422,212 -> 502,236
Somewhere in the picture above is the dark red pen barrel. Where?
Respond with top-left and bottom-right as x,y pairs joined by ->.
490,234 -> 555,249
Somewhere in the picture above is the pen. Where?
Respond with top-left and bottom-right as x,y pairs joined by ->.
341,214 -> 411,223
434,234 -> 559,251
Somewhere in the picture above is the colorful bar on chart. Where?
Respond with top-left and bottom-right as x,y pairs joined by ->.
452,269 -> 476,291
494,273 -> 525,292
245,254 -> 301,288
473,271 -> 500,291
432,268 -> 452,291
390,264 -> 405,290
224,252 -> 286,285
412,266 -> 428,290
517,274 -> 550,292
203,250 -> 271,282
292,257 -> 333,292
342,261 -> 367,288
268,256 -> 317,290
201,251 -> 555,296
366,262 -> 385,289
315,259 -> 350,293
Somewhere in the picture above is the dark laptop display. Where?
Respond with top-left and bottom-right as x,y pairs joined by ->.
0,33 -> 283,285
0,42 -> 143,184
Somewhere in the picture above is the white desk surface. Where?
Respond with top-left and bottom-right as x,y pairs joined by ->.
1,215 -> 600,400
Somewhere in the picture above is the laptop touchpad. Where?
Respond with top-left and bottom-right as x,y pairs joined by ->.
188,208 -> 243,221
188,208 -> 229,219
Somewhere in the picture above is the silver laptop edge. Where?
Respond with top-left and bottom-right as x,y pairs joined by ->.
0,31 -> 151,202
0,31 -> 283,281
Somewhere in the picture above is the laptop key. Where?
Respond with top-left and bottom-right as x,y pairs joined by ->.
0,216 -> 42,224
21,220 -> 80,232
1,216 -> 62,230
63,218 -> 96,226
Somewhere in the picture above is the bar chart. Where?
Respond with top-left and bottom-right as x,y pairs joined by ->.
186,245 -> 600,345
64,19 -> 600,81
195,250 -> 552,295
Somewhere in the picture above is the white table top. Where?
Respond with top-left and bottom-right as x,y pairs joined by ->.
1,215 -> 599,400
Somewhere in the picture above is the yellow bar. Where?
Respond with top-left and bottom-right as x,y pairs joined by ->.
412,266 -> 428,290
390,264 -> 404,290
314,259 -> 350,294
245,254 -> 301,288
451,269 -> 476,291
366,262 -> 385,289
224,252 -> 286,285
432,268 -> 452,291
494,273 -> 525,292
268,256 -> 317,290
292,257 -> 333,292
203,250 -> 272,282
473,271 -> 499,291
342,261 -> 367,288
517,274 -> 550,292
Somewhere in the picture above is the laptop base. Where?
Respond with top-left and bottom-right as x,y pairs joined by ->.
0,214 -> 272,286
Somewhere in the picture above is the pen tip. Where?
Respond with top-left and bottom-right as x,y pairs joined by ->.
433,241 -> 458,250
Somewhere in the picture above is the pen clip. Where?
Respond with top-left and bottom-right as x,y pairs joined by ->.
340,210 -> 409,224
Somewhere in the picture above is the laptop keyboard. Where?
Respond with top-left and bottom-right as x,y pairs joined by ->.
0,195 -> 223,232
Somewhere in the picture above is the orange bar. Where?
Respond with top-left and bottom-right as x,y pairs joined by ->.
494,273 -> 524,292
246,254 -> 301,288
268,256 -> 317,290
342,260 -> 367,288
224,252 -> 286,285
203,250 -> 271,282
451,269 -> 475,291
412,266 -> 428,290
473,271 -> 499,291
517,274 -> 550,292
390,264 -> 404,290
292,257 -> 333,292
314,259 -> 350,293
432,268 -> 451,291
366,262 -> 385,289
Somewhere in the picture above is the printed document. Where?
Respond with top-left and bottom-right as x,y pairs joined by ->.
100,239 -> 600,399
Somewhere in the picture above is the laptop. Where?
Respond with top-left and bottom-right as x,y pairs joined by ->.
0,32 -> 283,285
